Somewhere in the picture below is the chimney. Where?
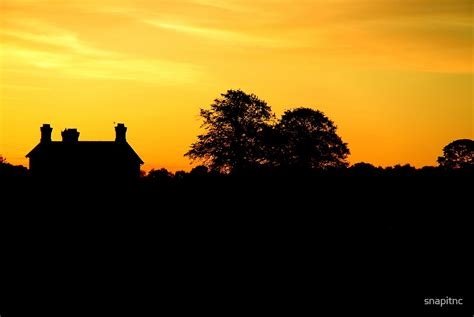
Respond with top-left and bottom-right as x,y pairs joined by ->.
115,123 -> 127,143
40,124 -> 53,143
61,129 -> 80,143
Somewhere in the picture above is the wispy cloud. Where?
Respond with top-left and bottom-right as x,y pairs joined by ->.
144,19 -> 297,48
1,26 -> 112,57
186,0 -> 250,12
0,19 -> 202,84
1,0 -> 471,76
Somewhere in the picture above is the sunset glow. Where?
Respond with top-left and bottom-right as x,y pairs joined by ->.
1,0 -> 472,171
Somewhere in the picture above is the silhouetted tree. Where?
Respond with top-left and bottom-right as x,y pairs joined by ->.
351,162 -> 376,170
0,156 -> 29,180
185,89 -> 274,173
190,165 -> 209,176
437,139 -> 474,169
268,108 -> 349,169
147,168 -> 174,187
350,162 -> 380,176
174,170 -> 187,182
391,164 -> 416,176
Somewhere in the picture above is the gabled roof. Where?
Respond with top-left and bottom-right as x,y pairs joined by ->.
26,141 -> 144,164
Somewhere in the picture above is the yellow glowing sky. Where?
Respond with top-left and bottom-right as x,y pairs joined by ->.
1,0 -> 472,171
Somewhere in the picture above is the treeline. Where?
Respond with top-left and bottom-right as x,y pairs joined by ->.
140,163 -> 469,191
0,160 -> 472,192
0,89 -> 472,186
141,88 -> 472,189
184,89 -> 473,173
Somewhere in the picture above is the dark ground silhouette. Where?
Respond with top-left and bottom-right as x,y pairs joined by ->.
1,163 -> 472,316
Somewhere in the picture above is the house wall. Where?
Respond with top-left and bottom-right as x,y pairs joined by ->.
29,156 -> 141,182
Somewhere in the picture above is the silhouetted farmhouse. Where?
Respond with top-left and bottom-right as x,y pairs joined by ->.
26,123 -> 143,181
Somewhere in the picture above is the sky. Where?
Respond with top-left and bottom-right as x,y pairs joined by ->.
1,0 -> 472,171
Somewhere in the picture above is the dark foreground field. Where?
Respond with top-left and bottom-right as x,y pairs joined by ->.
1,170 -> 472,316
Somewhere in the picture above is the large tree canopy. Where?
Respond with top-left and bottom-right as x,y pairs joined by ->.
269,108 -> 350,169
185,89 -> 274,173
186,91 -> 351,172
437,139 -> 474,169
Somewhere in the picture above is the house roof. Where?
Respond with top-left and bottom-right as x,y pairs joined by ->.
26,141 -> 144,164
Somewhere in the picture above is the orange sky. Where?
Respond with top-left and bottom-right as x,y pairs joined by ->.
1,0 -> 472,171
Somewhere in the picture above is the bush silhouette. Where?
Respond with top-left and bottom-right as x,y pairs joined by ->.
0,155 -> 29,180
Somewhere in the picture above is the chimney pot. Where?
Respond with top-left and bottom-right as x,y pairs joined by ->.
62,128 -> 80,142
115,123 -> 127,142
40,124 -> 53,143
